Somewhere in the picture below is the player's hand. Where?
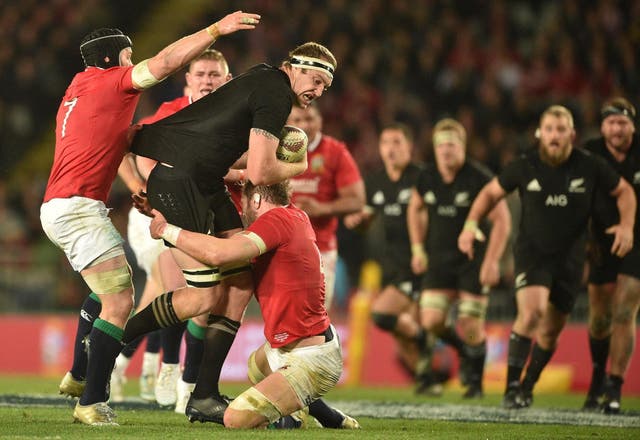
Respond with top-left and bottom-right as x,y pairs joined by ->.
149,209 -> 167,239
295,196 -> 326,217
479,259 -> 500,287
132,190 -> 153,217
607,223 -> 634,257
458,229 -> 476,260
343,212 -> 364,229
214,11 -> 261,35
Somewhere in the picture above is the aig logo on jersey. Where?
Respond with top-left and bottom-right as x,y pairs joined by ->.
545,194 -> 568,206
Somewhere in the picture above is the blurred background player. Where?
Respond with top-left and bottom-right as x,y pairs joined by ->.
583,97 -> 640,414
344,123 -> 437,393
287,103 -> 365,310
458,105 -> 635,409
407,118 -> 511,398
111,49 -> 233,413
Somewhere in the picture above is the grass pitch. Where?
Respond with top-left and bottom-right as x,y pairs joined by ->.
0,375 -> 638,439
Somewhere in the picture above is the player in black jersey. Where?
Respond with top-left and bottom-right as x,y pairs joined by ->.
123,42 -> 337,424
458,105 -> 635,409
408,118 -> 511,398
344,123 -> 441,394
582,97 -> 640,414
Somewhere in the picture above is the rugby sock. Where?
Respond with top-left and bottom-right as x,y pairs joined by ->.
521,343 -> 554,392
438,326 -> 465,354
191,315 -> 240,399
182,320 -> 205,383
79,319 -> 123,405
464,340 -> 487,386
160,321 -> 187,364
120,335 -> 143,358
146,330 -> 161,353
122,292 -> 180,344
70,292 -> 101,380
506,332 -> 532,388
309,399 -> 344,428
587,335 -> 610,395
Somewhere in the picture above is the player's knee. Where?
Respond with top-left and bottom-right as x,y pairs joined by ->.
458,298 -> 487,320
589,312 -> 612,337
371,312 -> 397,332
226,387 -> 280,428
518,307 -> 544,332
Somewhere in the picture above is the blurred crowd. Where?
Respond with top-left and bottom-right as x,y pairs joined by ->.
0,0 -> 638,312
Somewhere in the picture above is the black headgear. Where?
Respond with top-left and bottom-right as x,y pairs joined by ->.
80,28 -> 132,69
600,98 -> 636,123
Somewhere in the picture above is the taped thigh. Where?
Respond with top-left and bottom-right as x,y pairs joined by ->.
84,263 -> 132,294
458,297 -> 487,319
227,387 -> 282,423
420,291 -> 451,312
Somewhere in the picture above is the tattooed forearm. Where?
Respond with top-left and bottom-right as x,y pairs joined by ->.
251,128 -> 278,141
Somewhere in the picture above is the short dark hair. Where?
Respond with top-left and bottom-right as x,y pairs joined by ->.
601,97 -> 636,122
382,122 -> 414,143
244,180 -> 291,206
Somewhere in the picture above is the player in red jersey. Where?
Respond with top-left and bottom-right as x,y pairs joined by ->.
39,12 -> 260,426
287,103 -> 365,309
112,50 -> 234,411
148,180 -> 359,429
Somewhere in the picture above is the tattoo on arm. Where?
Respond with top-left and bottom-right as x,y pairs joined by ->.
251,128 -> 278,141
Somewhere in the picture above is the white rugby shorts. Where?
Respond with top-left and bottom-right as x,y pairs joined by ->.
40,197 -> 124,271
264,325 -> 342,407
127,207 -> 165,276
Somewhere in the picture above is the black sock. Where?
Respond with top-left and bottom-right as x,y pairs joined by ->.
521,343 -> 555,392
308,399 -> 343,428
79,319 -> 124,405
191,315 -> 240,399
271,415 -> 302,429
588,335 -> 610,395
506,332 -> 532,389
120,335 -> 143,358
464,340 -> 487,387
146,330 -> 161,353
70,293 -> 101,380
182,320 -> 205,383
122,292 -> 180,344
160,321 -> 187,364
439,326 -> 465,354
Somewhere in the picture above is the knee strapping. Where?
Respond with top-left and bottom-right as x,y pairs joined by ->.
420,293 -> 451,311
83,265 -> 132,295
371,313 -> 398,331
247,351 -> 266,384
182,266 -> 220,288
228,387 -> 282,424
459,298 -> 487,319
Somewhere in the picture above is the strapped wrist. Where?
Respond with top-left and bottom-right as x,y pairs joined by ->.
463,219 -> 478,232
161,223 -> 182,246
411,243 -> 426,257
206,23 -> 220,41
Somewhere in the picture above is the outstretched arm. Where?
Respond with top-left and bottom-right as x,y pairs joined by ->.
132,11 -> 260,90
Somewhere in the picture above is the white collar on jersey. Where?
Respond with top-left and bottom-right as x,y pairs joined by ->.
307,132 -> 322,152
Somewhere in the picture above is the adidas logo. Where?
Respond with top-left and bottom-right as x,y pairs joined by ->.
526,179 -> 541,191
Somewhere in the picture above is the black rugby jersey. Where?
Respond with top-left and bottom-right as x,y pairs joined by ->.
498,147 -> 620,254
364,162 -> 423,269
584,134 -> 640,245
132,64 -> 294,193
415,159 -> 493,257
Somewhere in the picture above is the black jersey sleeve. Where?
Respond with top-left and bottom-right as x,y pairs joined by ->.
497,156 -> 524,193
248,72 -> 293,138
592,152 -> 622,193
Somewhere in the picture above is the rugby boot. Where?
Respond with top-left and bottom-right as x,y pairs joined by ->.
73,402 -> 118,426
185,394 -> 231,425
139,352 -> 159,401
502,381 -> 523,409
601,376 -> 622,415
59,372 -> 85,398
335,408 -> 361,429
155,362 -> 180,406
175,378 -> 195,415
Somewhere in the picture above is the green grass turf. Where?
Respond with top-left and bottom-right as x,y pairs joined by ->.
0,375 -> 638,439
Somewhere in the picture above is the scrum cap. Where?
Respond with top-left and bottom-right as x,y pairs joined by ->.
80,28 -> 132,69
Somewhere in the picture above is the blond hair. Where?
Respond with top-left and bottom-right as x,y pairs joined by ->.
432,118 -> 467,146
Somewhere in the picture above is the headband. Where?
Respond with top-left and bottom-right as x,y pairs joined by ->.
601,104 -> 636,122
290,55 -> 334,81
433,130 -> 464,147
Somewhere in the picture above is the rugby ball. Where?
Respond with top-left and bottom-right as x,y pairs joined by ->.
276,125 -> 308,163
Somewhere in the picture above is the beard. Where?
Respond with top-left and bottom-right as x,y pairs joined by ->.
539,143 -> 571,167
